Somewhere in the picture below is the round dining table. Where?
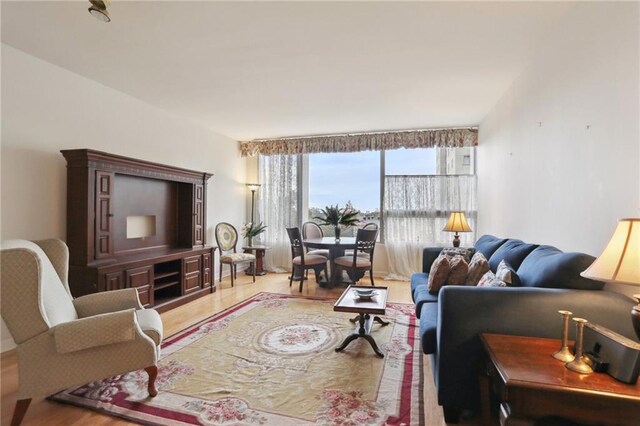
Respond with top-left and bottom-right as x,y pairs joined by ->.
303,237 -> 357,286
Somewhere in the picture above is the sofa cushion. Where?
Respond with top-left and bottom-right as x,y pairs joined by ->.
489,239 -> 539,272
496,260 -> 521,287
465,252 -> 490,286
419,302 -> 438,354
517,245 -> 604,290
428,255 -> 450,294
411,273 -> 428,301
414,286 -> 439,318
474,235 -> 508,259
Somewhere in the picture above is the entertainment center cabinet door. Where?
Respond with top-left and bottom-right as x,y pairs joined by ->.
202,252 -> 212,289
126,265 -> 154,307
182,255 -> 202,294
193,184 -> 204,247
95,171 -> 115,259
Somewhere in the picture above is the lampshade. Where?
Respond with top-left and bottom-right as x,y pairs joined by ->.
581,218 -> 640,286
246,183 -> 261,191
442,212 -> 472,233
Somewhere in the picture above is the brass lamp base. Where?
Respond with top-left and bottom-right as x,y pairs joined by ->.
566,356 -> 594,374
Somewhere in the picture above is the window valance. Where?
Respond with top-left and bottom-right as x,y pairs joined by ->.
240,127 -> 478,157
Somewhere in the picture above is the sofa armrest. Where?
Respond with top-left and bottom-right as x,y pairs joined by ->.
435,286 -> 636,410
422,247 -> 445,273
74,288 -> 143,318
52,309 -> 139,354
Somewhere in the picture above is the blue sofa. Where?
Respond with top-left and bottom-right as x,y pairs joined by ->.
411,235 -> 636,423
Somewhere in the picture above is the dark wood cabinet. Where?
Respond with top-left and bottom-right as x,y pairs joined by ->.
63,149 -> 216,312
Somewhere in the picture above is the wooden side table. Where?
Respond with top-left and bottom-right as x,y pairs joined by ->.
479,333 -> 640,426
242,245 -> 269,276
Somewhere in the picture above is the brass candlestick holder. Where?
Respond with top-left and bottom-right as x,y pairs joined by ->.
566,317 -> 593,374
553,310 -> 575,362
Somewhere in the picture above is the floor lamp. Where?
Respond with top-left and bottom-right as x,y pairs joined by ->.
246,183 -> 261,223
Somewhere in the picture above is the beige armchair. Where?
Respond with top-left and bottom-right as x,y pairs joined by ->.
1,239 -> 163,425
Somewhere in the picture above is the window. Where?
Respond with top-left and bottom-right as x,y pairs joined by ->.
307,151 -> 380,237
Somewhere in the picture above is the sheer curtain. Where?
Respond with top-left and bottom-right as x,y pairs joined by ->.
384,175 -> 477,280
257,154 -> 298,272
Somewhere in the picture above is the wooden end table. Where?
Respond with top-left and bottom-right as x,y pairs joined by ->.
242,245 -> 269,276
333,285 -> 389,357
479,333 -> 640,426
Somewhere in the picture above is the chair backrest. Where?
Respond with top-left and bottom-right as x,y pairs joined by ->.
302,221 -> 323,239
353,228 -> 378,263
1,239 -> 78,344
215,222 -> 238,253
362,222 -> 379,231
286,227 -> 305,262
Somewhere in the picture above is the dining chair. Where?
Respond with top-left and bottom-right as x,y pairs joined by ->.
215,222 -> 256,287
286,227 -> 329,292
345,222 -> 379,258
301,221 -> 329,258
334,228 -> 378,286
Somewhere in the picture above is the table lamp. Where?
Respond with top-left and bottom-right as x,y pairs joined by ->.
581,218 -> 640,340
442,211 -> 472,247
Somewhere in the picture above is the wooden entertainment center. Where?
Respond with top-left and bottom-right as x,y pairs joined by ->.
62,149 -> 216,312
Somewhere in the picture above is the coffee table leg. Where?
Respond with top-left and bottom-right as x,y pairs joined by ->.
373,316 -> 389,326
335,333 -> 360,352
363,335 -> 385,358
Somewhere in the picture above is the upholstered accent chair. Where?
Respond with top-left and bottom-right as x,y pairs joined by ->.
286,227 -> 328,292
334,228 -> 378,286
1,239 -> 162,426
301,221 -> 330,258
215,222 -> 256,287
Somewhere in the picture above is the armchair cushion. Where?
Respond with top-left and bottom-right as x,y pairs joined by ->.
53,309 -> 137,354
73,288 -> 143,318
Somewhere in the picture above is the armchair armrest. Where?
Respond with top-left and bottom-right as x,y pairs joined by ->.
73,288 -> 143,318
435,286 -> 635,410
53,309 -> 139,354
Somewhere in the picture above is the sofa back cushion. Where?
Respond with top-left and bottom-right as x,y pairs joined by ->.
517,245 -> 604,290
474,235 -> 508,260
488,239 -> 539,272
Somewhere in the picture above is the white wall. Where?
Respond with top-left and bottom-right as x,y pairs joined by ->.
1,44 -> 247,351
478,1 -> 640,279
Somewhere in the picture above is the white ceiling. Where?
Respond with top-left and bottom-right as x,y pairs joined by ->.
1,1 -> 577,141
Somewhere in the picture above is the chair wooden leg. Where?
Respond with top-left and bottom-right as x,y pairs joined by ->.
252,261 -> 256,282
370,268 -> 375,286
11,398 -> 31,426
289,265 -> 294,287
219,262 -> 223,284
145,366 -> 158,397
230,264 -> 234,287
299,269 -> 304,292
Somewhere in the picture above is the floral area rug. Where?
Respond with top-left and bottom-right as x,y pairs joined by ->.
50,292 -> 423,425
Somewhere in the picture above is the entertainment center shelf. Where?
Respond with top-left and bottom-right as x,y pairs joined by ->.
62,149 -> 216,313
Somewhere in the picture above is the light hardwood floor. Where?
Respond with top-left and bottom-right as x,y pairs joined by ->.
1,273 -> 467,425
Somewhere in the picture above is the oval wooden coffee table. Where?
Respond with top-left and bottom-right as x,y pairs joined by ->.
333,285 -> 389,357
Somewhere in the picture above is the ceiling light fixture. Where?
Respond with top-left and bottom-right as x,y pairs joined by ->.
88,0 -> 110,23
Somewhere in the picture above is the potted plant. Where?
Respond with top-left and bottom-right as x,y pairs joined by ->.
314,205 -> 360,241
242,222 -> 267,247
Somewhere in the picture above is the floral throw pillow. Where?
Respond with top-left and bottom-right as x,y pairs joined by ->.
428,255 -> 450,294
496,259 -> 521,286
446,255 -> 469,285
465,251 -> 490,286
477,271 -> 507,287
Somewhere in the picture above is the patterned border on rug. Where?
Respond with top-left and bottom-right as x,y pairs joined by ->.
50,292 -> 424,425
